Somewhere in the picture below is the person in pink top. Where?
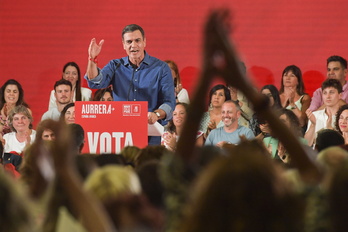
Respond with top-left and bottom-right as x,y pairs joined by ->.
309,55 -> 348,111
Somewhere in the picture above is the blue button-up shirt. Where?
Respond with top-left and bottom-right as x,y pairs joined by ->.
85,52 -> 175,121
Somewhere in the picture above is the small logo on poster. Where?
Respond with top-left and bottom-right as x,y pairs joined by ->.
123,104 -> 141,116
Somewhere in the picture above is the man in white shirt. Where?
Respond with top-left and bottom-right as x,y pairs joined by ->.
41,79 -> 73,121
305,79 -> 342,146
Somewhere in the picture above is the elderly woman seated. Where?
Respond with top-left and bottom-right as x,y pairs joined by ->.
2,105 -> 36,154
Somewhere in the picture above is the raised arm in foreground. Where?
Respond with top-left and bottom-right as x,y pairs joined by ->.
176,9 -> 321,184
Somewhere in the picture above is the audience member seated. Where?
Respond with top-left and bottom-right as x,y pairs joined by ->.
35,119 -> 57,141
41,79 -> 73,121
335,104 -> 348,144
328,158 -> 348,232
92,86 -> 113,101
162,103 -> 203,151
137,160 -> 164,210
84,165 -> 162,231
305,79 -> 342,146
315,129 -> 345,152
165,60 -> 190,104
0,79 -> 31,137
227,85 -> 253,128
94,154 -> 127,167
67,123 -> 85,154
263,109 -> 307,162
0,170 -> 35,231
84,165 -> 141,202
279,65 -> 310,130
20,119 -> 61,200
3,105 -> 36,154
134,145 -> 166,170
205,100 -> 254,146
226,62 -> 254,128
199,84 -> 231,140
60,103 -> 75,124
48,62 -> 92,109
120,145 -> 141,167
310,55 -> 348,111
249,84 -> 281,139
181,140 -> 304,232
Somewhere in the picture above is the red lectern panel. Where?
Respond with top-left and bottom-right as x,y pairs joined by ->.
75,101 -> 148,154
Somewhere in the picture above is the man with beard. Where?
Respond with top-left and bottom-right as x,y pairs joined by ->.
205,100 -> 254,146
41,79 -> 72,121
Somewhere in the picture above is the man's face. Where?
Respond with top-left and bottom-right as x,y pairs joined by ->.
55,84 -> 72,104
322,87 -> 341,107
221,102 -> 240,128
327,61 -> 347,83
122,30 -> 146,63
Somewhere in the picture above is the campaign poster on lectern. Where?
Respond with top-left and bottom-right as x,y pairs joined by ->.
75,101 -> 148,154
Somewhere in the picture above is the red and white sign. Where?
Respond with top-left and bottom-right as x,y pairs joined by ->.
75,101 -> 148,154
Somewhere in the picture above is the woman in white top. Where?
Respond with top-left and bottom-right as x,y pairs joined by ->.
48,62 -> 92,109
165,60 -> 190,104
279,65 -> 310,128
3,105 -> 36,154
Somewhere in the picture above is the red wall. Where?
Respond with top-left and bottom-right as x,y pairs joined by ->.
1,0 -> 348,127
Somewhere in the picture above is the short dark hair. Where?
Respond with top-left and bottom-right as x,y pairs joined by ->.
67,123 -> 85,153
54,79 -> 72,92
122,24 -> 145,39
208,84 -> 231,107
315,129 -> 344,152
321,78 -> 343,93
327,55 -> 347,69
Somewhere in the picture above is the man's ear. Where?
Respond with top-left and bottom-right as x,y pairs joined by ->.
122,40 -> 126,50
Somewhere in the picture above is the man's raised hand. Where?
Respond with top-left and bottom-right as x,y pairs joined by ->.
88,38 -> 104,59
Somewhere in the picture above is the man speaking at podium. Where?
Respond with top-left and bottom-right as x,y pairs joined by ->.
85,24 -> 175,145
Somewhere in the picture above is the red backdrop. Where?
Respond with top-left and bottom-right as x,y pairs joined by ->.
1,0 -> 348,127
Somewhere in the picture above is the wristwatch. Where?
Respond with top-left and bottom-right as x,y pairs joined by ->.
290,105 -> 297,110
154,111 -> 161,118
